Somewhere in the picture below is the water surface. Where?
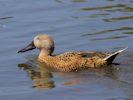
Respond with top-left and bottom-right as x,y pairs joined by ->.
0,0 -> 133,100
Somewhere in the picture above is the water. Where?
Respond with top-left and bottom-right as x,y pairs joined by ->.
0,0 -> 133,100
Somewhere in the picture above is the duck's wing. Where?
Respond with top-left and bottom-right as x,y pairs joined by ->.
55,51 -> 109,59
84,52 -> 111,58
55,47 -> 127,59
55,52 -> 83,58
53,47 -> 127,65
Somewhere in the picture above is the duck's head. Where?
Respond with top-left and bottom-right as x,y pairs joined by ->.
18,34 -> 55,55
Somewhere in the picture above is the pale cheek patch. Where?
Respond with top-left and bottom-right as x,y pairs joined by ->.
42,40 -> 49,48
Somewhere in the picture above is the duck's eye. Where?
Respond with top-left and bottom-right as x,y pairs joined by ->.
36,37 -> 40,40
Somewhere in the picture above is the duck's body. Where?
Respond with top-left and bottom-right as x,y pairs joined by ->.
39,52 -> 107,72
38,51 -> 108,72
18,34 -> 127,72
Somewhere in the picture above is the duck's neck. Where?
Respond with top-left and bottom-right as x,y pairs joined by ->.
39,49 -> 51,59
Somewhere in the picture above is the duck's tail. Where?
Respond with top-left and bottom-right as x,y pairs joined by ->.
103,47 -> 127,64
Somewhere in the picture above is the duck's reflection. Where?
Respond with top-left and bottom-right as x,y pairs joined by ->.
18,59 -> 55,89
18,58 -> 119,89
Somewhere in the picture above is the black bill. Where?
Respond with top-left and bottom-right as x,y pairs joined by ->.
18,41 -> 36,53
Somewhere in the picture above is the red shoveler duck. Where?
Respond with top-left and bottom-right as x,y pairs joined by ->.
18,34 -> 127,72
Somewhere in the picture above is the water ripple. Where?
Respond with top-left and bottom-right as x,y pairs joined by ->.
82,27 -> 133,36
91,35 -> 128,41
104,16 -> 133,22
0,16 -> 13,21
81,4 -> 126,11
81,4 -> 133,13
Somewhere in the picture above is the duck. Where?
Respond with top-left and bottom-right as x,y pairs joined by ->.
18,34 -> 127,72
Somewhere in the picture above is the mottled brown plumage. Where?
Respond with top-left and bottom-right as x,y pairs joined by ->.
38,51 -> 107,72
18,34 -> 127,72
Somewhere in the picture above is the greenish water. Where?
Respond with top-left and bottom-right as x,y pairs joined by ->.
0,0 -> 133,100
